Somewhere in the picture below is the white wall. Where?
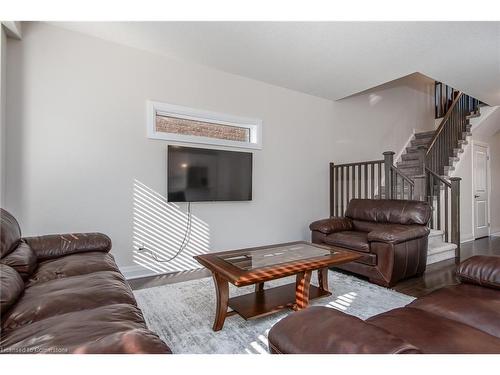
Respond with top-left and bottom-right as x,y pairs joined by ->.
0,27 -> 6,207
473,107 -> 500,236
453,136 -> 474,242
331,73 -> 435,163
456,135 -> 500,241
454,107 -> 500,241
5,23 -> 434,277
488,132 -> 500,235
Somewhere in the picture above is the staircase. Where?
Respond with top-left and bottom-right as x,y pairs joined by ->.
329,81 -> 484,266
427,229 -> 457,264
396,124 -> 472,180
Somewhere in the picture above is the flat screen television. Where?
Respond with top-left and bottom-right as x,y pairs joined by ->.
167,146 -> 253,202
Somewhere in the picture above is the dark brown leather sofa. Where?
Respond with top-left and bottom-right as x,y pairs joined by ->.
268,255 -> 500,354
310,199 -> 431,287
0,208 -> 171,354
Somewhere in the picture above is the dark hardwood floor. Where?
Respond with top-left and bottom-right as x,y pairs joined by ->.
393,236 -> 500,297
129,236 -> 500,298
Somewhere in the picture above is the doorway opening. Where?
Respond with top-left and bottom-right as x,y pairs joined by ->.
473,141 -> 490,240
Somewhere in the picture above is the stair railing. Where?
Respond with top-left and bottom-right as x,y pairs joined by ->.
330,151 -> 460,252
329,83 -> 479,253
329,151 -> 413,217
434,81 -> 481,120
424,168 -> 461,250
329,159 -> 384,216
435,81 -> 457,119
427,92 -> 474,175
390,165 -> 415,200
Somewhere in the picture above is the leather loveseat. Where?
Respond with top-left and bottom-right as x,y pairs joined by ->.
268,255 -> 500,354
310,199 -> 431,287
0,208 -> 171,354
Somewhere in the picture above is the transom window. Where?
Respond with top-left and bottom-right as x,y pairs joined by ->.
147,101 -> 262,149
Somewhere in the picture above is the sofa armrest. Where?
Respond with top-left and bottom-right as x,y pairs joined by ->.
309,217 -> 352,235
367,225 -> 430,244
23,233 -> 111,261
268,306 -> 421,354
457,255 -> 500,290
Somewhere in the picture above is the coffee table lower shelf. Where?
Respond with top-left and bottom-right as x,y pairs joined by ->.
228,283 -> 331,320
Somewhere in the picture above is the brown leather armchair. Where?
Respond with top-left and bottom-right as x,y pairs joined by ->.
268,255 -> 500,354
0,208 -> 171,354
310,199 -> 431,287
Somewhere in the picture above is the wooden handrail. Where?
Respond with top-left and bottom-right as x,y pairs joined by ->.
425,167 -> 451,188
329,151 -> 461,252
333,159 -> 383,168
426,91 -> 463,156
330,80 -> 477,254
390,165 -> 415,186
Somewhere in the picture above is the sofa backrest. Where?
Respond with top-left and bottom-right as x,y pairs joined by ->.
1,209 -> 22,259
345,199 -> 431,226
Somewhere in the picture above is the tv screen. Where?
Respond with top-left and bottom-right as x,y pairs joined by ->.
167,146 -> 253,202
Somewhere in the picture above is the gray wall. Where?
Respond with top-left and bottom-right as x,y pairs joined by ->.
5,22 -> 434,277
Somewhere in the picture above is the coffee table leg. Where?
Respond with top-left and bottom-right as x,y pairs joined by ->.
318,267 -> 329,293
295,270 -> 312,310
255,282 -> 264,292
212,273 -> 229,331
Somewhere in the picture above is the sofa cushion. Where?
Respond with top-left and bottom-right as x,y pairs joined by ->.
345,199 -> 431,225
24,233 -> 112,261
26,251 -> 120,286
367,225 -> 430,244
0,264 -> 25,315
368,307 -> 500,354
351,220 -> 393,233
268,306 -> 420,354
309,217 -> 353,234
324,231 -> 370,253
408,283 -> 500,338
1,209 -> 22,258
1,241 -> 37,280
2,270 -> 137,332
0,303 -> 171,354
456,255 -> 500,290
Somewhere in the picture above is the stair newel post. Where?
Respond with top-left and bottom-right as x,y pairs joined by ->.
450,177 -> 461,256
383,151 -> 395,199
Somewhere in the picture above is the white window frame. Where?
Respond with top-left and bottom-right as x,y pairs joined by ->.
147,100 -> 262,150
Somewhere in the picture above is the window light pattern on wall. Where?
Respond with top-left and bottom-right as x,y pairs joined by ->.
147,101 -> 262,149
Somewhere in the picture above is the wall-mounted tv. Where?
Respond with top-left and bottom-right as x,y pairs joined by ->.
167,146 -> 253,202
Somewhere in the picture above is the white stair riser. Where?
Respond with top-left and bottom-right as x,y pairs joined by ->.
427,229 -> 456,264
427,248 -> 456,264
428,242 -> 456,256
428,234 -> 446,247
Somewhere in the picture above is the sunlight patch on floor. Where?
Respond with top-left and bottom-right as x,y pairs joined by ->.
325,291 -> 357,311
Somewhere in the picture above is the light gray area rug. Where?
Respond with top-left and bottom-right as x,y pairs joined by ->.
133,270 -> 414,354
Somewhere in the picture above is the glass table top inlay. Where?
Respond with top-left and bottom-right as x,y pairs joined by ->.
217,243 -> 338,271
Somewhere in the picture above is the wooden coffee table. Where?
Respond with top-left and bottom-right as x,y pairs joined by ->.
194,241 -> 360,331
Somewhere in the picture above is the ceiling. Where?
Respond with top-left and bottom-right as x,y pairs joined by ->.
50,22 -> 500,105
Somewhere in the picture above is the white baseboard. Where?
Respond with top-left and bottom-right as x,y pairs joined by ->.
490,231 -> 500,237
119,264 -> 208,281
460,234 -> 474,244
119,265 -> 159,280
